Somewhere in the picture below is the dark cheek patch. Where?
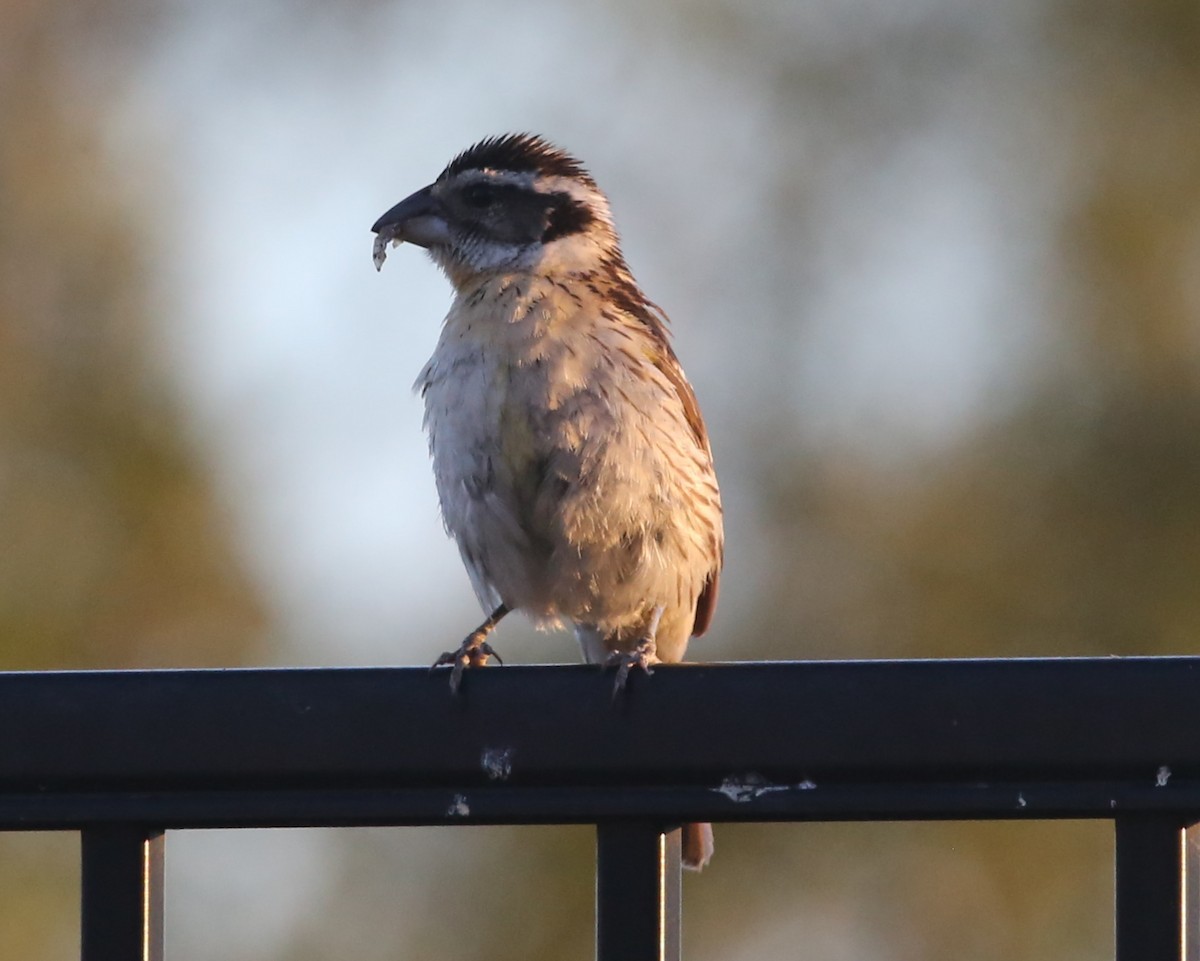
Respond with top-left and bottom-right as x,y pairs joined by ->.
448,185 -> 595,247
542,195 -> 595,243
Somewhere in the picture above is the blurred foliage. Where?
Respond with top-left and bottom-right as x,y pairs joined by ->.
0,7 -> 265,671
747,0 -> 1200,670
0,6 -> 264,958
715,1 -> 1200,959
3,0 -> 1200,957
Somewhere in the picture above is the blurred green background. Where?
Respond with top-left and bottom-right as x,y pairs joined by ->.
2,0 -> 1199,956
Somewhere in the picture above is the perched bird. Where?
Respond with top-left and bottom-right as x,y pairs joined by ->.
371,134 -> 723,869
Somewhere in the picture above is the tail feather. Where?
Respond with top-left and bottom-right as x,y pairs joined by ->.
681,822 -> 714,871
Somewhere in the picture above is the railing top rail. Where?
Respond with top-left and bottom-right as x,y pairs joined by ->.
3,658 -> 1199,830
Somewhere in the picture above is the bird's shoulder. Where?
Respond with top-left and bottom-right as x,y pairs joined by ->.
579,267 -> 711,455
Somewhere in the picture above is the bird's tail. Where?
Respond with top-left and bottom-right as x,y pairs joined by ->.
682,822 -> 714,871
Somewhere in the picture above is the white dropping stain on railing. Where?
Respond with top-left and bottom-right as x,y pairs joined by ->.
447,794 -> 470,817
482,746 -> 514,781
1155,765 -> 1171,787
714,773 -> 800,803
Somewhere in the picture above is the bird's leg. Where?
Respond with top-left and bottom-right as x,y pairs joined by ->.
433,603 -> 509,693
609,604 -> 665,697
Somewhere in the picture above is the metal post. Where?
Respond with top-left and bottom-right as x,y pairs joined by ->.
81,828 -> 164,961
596,823 -> 681,961
1115,817 -> 1183,961
1185,823 -> 1200,961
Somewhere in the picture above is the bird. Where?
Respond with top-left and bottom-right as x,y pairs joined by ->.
371,133 -> 723,869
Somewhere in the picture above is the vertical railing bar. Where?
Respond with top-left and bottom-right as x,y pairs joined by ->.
144,830 -> 164,961
1184,823 -> 1200,961
81,827 -> 164,961
1115,817 -> 1183,961
596,823 -> 681,961
662,829 -> 682,956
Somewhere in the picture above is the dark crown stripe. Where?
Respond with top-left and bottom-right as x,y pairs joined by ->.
441,134 -> 596,186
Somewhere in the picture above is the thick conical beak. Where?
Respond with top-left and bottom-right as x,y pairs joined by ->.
371,184 -> 450,250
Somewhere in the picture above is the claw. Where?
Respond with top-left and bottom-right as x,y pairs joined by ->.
608,639 -> 659,699
433,638 -> 499,693
431,639 -> 498,669
608,605 -> 664,699
431,604 -> 509,693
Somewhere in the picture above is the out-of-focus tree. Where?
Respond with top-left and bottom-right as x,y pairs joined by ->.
703,2 -> 1200,959
0,7 -> 265,672
0,3 -> 265,958
746,0 -> 1200,663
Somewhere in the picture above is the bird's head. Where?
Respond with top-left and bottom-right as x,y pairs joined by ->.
372,134 -> 621,287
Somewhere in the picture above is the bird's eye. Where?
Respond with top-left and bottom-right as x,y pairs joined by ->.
461,182 -> 495,208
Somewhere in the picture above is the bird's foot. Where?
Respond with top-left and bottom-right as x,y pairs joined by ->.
432,630 -> 504,693
607,606 -> 665,698
607,637 -> 660,698
432,605 -> 509,693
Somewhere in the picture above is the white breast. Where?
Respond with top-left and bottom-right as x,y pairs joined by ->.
417,274 -> 723,658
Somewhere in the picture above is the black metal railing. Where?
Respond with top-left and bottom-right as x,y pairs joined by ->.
2,657 -> 1199,960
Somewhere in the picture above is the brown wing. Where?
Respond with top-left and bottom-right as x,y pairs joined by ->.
692,567 -> 720,637
630,290 -> 722,637
649,344 -> 722,637
651,342 -> 711,454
